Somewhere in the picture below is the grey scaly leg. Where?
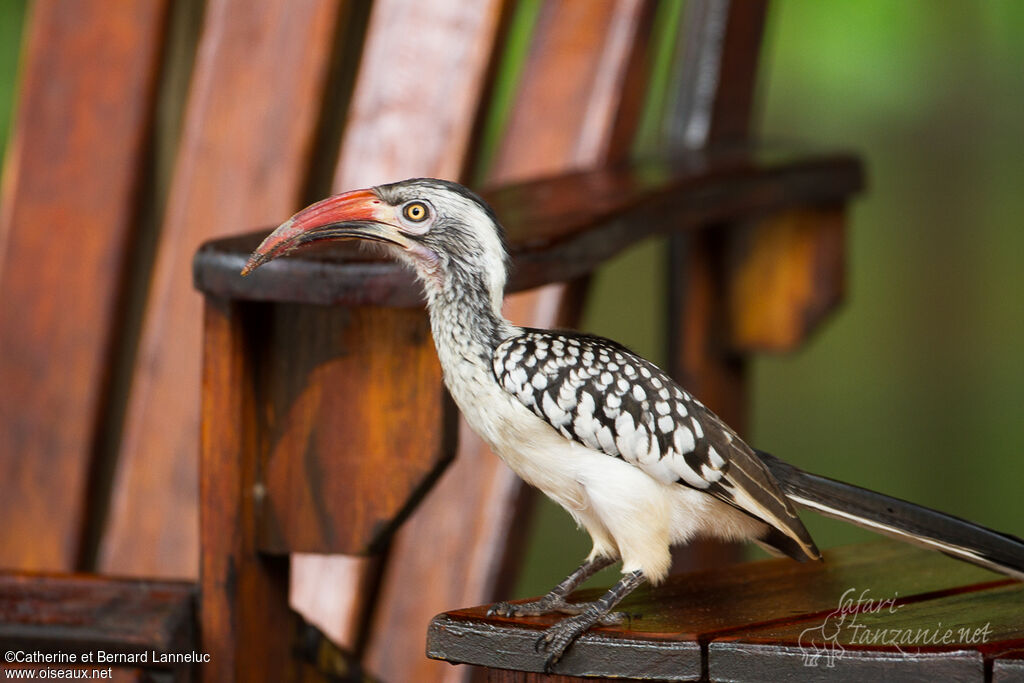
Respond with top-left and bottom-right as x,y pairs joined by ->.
488,555 -> 617,618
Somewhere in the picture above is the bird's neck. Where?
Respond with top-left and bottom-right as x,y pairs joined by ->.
422,263 -> 517,374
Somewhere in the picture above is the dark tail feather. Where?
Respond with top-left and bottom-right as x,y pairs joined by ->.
757,450 -> 1024,581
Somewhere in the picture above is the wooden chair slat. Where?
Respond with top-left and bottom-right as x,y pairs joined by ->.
0,0 -> 169,572
0,572 -> 194,660
331,0 -> 505,190
285,0 -> 505,654
727,205 -> 847,351
198,299 -> 300,681
98,0 -> 344,579
486,0 -> 652,184
993,649 -> 1024,683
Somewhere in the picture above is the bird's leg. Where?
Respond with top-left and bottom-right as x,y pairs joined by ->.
536,569 -> 646,672
487,555 -> 616,618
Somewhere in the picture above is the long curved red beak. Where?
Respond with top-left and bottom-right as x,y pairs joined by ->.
241,189 -> 405,275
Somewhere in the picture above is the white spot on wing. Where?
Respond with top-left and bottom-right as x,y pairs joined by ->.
674,426 -> 695,454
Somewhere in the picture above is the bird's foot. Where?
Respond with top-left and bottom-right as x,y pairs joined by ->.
488,596 -> 626,622
532,569 -> 646,672
534,608 -> 607,672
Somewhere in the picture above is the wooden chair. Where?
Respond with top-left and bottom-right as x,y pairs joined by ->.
10,1 -> 1009,682
190,0 -> 863,680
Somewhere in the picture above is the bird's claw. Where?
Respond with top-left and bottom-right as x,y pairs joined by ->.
534,612 -> 601,672
486,601 -> 518,617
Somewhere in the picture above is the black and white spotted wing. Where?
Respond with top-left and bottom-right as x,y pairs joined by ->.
492,329 -> 819,561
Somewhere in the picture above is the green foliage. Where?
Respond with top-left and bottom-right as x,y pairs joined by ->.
0,0 -> 27,164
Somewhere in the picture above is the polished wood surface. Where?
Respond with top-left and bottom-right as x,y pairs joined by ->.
427,541 -> 1017,680
728,205 -> 847,352
0,572 -> 194,680
0,572 -> 194,656
100,0 -> 344,579
199,299 -> 302,682
257,305 -> 456,555
0,0 -> 169,572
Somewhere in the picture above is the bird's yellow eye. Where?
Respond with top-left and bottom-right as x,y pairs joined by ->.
403,201 -> 429,222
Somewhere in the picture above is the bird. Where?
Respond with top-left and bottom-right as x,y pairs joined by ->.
242,177 -> 1024,670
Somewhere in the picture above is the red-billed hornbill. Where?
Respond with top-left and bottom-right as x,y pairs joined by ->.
243,178 -> 1024,669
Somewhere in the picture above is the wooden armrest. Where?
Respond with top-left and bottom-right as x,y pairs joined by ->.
0,572 -> 195,662
193,144 -> 863,306
427,541 -> 1020,681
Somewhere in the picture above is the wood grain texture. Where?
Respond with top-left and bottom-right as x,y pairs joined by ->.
99,0 -> 343,578
287,0 -> 505,654
994,649 -> 1024,683
0,0 -> 168,571
198,299 -> 301,682
710,582 -> 1024,682
257,305 -> 456,554
487,0 -> 649,182
0,572 -> 194,659
485,673 -> 620,683
332,0 -> 505,189
728,206 -> 847,352
427,541 -> 1014,679
362,3 -> 654,681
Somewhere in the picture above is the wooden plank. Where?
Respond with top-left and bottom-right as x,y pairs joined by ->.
194,150 -> 864,305
287,0 -> 506,654
331,0 -> 506,189
709,582 -> 1024,682
362,3 -> 654,681
0,0 -> 168,571
485,673 -> 619,683
728,205 -> 846,351
99,0 -> 344,578
198,299 -> 301,682
486,0 -> 651,181
994,649 -> 1024,683
0,572 -> 194,659
427,541 -> 1009,678
257,304 -> 456,554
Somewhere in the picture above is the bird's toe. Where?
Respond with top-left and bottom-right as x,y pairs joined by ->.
486,601 -> 517,617
598,609 -> 630,625
534,612 -> 600,670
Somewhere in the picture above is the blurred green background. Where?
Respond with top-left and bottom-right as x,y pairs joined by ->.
1,1 -> 1020,598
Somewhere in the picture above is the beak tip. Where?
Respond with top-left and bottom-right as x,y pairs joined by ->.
240,254 -> 262,277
